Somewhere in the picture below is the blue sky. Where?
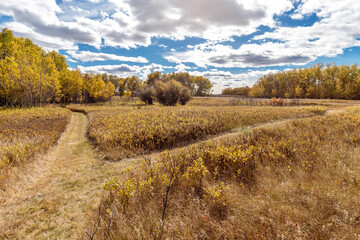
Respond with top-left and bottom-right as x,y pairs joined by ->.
1,0 -> 360,93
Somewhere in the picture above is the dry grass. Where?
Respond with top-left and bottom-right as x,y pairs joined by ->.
0,112 -> 140,239
84,106 -> 324,160
1,98 -> 358,239
0,107 -> 70,185
92,108 -> 360,239
190,96 -> 360,107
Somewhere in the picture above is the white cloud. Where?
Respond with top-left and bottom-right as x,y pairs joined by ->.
188,69 -> 280,93
67,50 -> 148,63
165,0 -> 360,68
109,0 -> 293,45
165,41 -> 313,68
64,55 -> 78,63
255,0 -> 360,58
3,21 -> 79,50
175,63 -> 192,72
77,63 -> 172,79
0,0 -> 296,50
0,0 -> 101,50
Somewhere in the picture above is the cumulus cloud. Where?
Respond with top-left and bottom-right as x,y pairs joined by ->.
254,0 -> 360,58
102,0 -> 293,46
165,0 -> 360,68
166,41 -> 314,68
77,63 -> 172,79
0,0 -> 101,50
175,63 -> 193,72
67,50 -> 148,63
0,0 -> 296,50
188,69 -> 280,93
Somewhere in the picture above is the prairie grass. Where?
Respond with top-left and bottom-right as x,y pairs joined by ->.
93,108 -> 360,239
189,96 -> 360,107
0,107 -> 70,184
85,106 -> 324,160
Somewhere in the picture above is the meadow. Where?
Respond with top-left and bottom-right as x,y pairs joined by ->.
1,97 -> 359,240
75,104 -> 325,160
0,107 -> 70,185
94,107 -> 360,239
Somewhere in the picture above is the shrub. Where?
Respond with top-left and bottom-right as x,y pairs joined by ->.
269,97 -> 285,106
139,86 -> 155,105
155,79 -> 187,106
179,87 -> 192,105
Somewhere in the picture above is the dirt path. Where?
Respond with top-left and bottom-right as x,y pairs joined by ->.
0,112 -> 138,239
0,108 -> 347,239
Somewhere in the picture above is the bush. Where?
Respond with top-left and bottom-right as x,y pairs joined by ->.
179,87 -> 192,105
155,79 -> 185,106
269,97 -> 285,106
139,86 -> 155,105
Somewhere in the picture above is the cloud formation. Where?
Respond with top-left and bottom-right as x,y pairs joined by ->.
188,69 -> 280,93
0,0 -> 294,50
77,63 -> 172,79
67,50 -> 148,63
165,0 -> 360,68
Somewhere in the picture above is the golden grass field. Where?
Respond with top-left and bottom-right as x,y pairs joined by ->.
0,107 -> 70,185
1,97 -> 359,239
69,101 -> 326,160
96,106 -> 360,239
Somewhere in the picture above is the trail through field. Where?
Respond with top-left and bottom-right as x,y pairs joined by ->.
0,112 -> 140,239
0,107 -> 347,239
125,108 -> 344,162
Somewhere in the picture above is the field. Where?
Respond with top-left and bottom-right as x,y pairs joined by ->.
95,106 -> 360,239
1,97 -> 359,239
71,103 -> 325,160
0,107 -> 70,185
189,96 -> 360,107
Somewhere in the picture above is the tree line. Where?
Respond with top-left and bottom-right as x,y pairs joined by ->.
223,63 -> 360,100
222,86 -> 251,96
0,28 -> 213,107
0,28 -> 115,107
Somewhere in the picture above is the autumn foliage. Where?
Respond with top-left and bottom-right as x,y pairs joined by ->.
250,63 -> 360,99
0,28 -> 114,107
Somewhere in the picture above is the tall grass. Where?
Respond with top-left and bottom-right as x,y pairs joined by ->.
92,109 -> 360,239
85,106 -> 324,160
0,107 -> 70,184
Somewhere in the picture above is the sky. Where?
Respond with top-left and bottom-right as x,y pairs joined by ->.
0,0 -> 360,93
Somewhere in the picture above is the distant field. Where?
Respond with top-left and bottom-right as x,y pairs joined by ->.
0,107 -> 70,183
69,95 -> 360,108
190,95 -> 360,107
96,106 -> 360,239
70,103 -> 325,160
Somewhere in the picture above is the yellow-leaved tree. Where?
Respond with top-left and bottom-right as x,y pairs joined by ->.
0,28 -> 116,107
